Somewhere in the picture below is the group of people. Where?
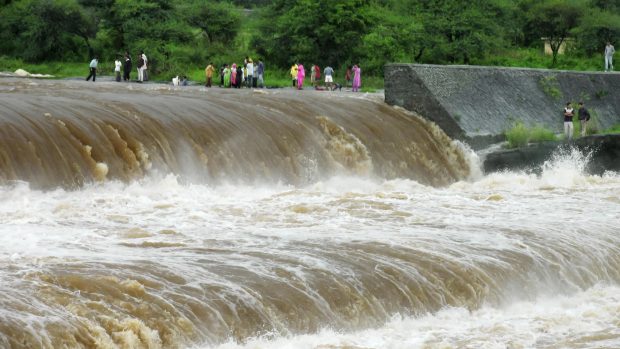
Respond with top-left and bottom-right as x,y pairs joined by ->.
86,51 -> 149,83
290,63 -> 361,91
563,101 -> 591,140
205,57 -> 265,89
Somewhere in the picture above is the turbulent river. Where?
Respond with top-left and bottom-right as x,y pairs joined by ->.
0,79 -> 619,349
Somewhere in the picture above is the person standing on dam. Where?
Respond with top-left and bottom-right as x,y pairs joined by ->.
563,102 -> 575,140
114,56 -> 122,82
85,56 -> 98,82
605,42 -> 615,71
205,62 -> 215,87
291,63 -> 298,88
352,64 -> 361,92
297,64 -> 305,90
578,102 -> 591,137
123,52 -> 132,82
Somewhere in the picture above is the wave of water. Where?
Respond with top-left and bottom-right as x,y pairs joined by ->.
1,148 -> 619,348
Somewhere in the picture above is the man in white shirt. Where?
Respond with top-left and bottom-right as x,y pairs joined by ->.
324,66 -> 334,90
86,56 -> 98,82
141,51 -> 148,81
114,57 -> 122,82
605,42 -> 615,72
246,58 -> 254,88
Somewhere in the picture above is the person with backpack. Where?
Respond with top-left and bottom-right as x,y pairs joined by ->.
578,101 -> 591,137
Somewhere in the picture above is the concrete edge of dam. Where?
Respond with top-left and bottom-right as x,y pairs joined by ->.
384,64 -> 620,149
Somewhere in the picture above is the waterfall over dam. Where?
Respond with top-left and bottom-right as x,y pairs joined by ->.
0,78 -> 470,189
1,77 -> 619,349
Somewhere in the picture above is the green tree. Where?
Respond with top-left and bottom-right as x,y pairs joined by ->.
0,0 -> 95,61
575,9 -> 620,55
413,0 -> 508,64
524,0 -> 586,66
253,0 -> 371,68
359,5 -> 423,74
184,1 -> 241,44
103,0 -> 194,73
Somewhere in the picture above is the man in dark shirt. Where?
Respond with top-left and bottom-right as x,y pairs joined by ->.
578,102 -> 591,137
123,52 -> 132,81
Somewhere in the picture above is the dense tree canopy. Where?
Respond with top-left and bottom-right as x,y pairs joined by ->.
1,0 -> 618,74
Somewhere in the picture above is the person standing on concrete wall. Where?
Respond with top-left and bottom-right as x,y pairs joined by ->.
86,56 -> 98,82
324,65 -> 334,90
605,42 -> 615,71
290,63 -> 298,88
246,58 -> 254,88
141,51 -> 149,81
352,64 -> 361,92
563,102 -> 575,140
123,52 -> 132,81
297,64 -> 305,90
137,53 -> 144,83
114,56 -> 122,82
205,62 -> 215,87
257,59 -> 264,88
578,101 -> 591,137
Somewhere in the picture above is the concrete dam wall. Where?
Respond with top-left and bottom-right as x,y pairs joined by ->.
384,64 -> 620,148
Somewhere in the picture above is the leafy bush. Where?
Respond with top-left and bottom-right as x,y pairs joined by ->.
505,121 -> 558,148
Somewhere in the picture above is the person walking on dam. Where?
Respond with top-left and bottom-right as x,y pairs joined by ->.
578,101 -> 591,137
86,56 -> 98,82
563,102 -> 575,140
605,42 -> 615,71
205,62 -> 215,87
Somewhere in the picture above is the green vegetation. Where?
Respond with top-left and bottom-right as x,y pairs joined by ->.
505,122 -> 557,148
1,0 -> 620,88
602,124 -> 620,134
539,76 -> 563,100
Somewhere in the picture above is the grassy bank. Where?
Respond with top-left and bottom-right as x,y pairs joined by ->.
477,48 -> 604,72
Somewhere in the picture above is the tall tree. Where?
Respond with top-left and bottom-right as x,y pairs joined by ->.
0,0 -> 95,61
252,0 -> 371,68
184,1 -> 241,44
524,0 -> 585,66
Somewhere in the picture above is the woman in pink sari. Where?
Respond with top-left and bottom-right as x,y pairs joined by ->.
352,64 -> 361,92
231,63 -> 237,88
297,64 -> 305,90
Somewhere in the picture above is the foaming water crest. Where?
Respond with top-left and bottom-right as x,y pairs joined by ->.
0,79 -> 470,189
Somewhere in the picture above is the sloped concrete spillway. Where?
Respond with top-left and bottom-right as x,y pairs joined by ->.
385,64 -> 620,148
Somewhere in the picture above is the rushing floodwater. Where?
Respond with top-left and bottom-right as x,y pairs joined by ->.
1,79 -> 619,349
